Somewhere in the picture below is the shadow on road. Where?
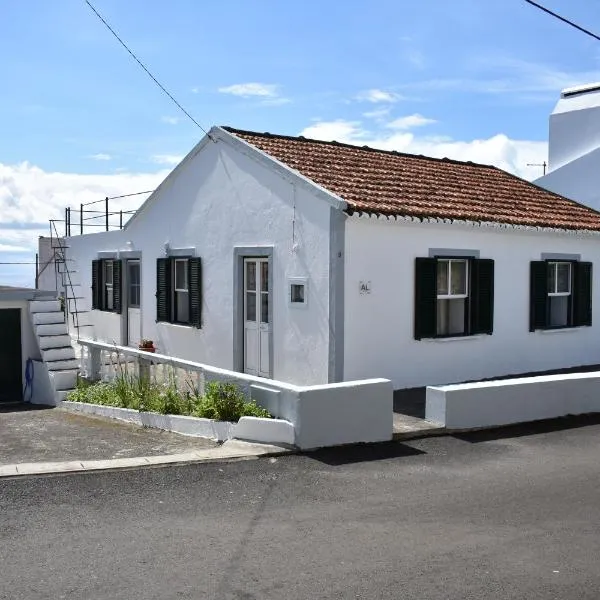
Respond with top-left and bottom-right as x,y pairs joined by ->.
453,413 -> 600,444
305,441 -> 425,466
0,402 -> 54,414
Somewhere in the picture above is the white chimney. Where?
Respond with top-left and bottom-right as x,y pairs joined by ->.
548,82 -> 600,172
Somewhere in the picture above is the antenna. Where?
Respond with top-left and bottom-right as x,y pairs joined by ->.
527,161 -> 547,176
524,1 -> 600,42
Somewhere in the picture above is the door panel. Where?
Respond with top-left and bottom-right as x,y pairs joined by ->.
244,258 -> 271,378
0,309 -> 22,403
126,260 -> 141,346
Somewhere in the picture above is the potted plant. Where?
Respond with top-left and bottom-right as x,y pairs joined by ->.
138,339 -> 156,353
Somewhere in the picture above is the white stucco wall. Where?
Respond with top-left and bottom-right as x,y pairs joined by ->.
36,236 -> 61,292
343,217 -> 600,389
67,134 -> 334,385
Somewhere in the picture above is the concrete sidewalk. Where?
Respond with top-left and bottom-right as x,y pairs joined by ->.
0,405 -> 290,478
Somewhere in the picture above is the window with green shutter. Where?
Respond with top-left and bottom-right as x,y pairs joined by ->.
156,256 -> 202,328
530,260 -> 592,331
91,258 -> 122,313
414,256 -> 494,340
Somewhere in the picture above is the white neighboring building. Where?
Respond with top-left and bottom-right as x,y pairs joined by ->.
535,82 -> 600,210
62,126 -> 600,389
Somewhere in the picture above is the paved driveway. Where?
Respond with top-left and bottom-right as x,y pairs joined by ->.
0,404 -> 217,465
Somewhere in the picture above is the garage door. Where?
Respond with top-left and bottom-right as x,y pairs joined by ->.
0,309 -> 22,403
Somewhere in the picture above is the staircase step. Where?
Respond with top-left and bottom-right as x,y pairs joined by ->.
49,369 -> 79,391
38,334 -> 73,351
41,347 -> 76,362
30,300 -> 61,313
56,390 -> 74,403
36,322 -> 68,336
46,358 -> 80,371
31,311 -> 65,325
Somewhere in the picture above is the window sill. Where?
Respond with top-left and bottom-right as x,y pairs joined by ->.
421,334 -> 488,343
538,326 -> 586,334
156,321 -> 197,330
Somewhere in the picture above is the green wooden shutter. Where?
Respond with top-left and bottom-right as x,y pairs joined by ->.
156,258 -> 172,322
414,257 -> 438,340
574,261 -> 593,327
530,261 -> 548,331
113,260 -> 122,314
470,259 -> 494,334
189,257 -> 203,328
91,260 -> 101,310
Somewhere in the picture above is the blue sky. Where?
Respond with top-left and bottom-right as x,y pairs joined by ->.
2,0 -> 600,286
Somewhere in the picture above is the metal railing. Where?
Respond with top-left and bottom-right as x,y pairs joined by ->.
60,190 -> 153,237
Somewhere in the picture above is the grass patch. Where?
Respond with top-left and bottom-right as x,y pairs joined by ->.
67,372 -> 270,421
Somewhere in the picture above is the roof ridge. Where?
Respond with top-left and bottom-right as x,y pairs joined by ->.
221,125 -> 497,170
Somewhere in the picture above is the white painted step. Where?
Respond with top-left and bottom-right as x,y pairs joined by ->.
32,311 -> 65,325
46,358 -> 80,371
41,347 -> 76,362
38,334 -> 73,350
56,390 -> 74,403
30,300 -> 62,313
35,322 -> 68,336
49,369 -> 78,391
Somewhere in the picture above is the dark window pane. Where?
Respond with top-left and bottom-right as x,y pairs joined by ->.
246,262 -> 256,291
261,261 -> 269,292
261,292 -> 269,324
450,261 -> 467,295
175,290 -> 189,323
556,263 -> 571,294
436,298 -> 465,336
106,285 -> 114,311
549,295 -> 569,327
548,262 -> 557,294
175,260 -> 188,291
437,260 -> 448,296
246,292 -> 256,321
291,284 -> 305,303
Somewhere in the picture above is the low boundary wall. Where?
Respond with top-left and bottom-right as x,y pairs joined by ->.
426,372 -> 600,429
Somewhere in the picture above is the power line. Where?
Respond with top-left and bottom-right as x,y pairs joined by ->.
83,0 -> 213,138
524,0 -> 600,42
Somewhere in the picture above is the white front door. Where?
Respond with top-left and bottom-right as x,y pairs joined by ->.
127,260 -> 141,346
244,258 -> 271,377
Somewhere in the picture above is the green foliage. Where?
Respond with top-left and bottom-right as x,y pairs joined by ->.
67,376 -> 271,422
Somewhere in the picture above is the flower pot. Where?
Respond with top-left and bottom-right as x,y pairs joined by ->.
139,346 -> 156,353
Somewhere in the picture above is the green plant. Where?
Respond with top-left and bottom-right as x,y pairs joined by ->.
66,372 -> 271,422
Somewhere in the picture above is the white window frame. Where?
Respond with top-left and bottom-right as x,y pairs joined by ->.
548,261 -> 572,297
437,259 -> 469,300
104,260 -> 114,311
288,277 -> 308,307
172,258 -> 190,324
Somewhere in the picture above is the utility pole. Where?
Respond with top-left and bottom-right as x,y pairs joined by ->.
527,161 -> 547,176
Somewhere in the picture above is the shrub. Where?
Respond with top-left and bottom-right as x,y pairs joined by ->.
67,377 -> 271,421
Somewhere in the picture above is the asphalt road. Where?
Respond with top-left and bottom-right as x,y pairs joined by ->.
2,416 -> 600,599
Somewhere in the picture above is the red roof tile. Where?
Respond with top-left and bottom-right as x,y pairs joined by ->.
223,127 -> 600,232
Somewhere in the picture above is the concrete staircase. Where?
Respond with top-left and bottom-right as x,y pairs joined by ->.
29,300 -> 79,403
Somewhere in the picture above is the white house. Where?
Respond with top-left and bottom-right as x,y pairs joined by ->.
61,126 -> 600,391
535,82 -> 600,210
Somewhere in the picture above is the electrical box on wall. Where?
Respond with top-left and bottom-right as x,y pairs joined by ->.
289,277 -> 308,306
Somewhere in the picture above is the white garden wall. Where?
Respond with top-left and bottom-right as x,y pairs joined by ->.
426,372 -> 600,429
343,216 -> 600,390
67,130 -> 335,386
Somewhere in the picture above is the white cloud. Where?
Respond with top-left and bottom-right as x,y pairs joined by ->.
218,83 -> 279,98
386,114 -> 436,130
363,107 -> 391,120
151,154 -> 184,166
299,119 -> 547,180
161,116 -> 180,125
0,161 -> 167,286
356,89 -> 402,103
89,153 -> 112,161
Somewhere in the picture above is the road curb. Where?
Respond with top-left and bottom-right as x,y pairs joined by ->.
0,441 -> 294,479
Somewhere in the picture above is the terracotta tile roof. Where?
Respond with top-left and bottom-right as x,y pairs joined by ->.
223,126 -> 600,232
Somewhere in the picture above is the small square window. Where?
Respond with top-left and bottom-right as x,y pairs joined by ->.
289,278 -> 308,306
